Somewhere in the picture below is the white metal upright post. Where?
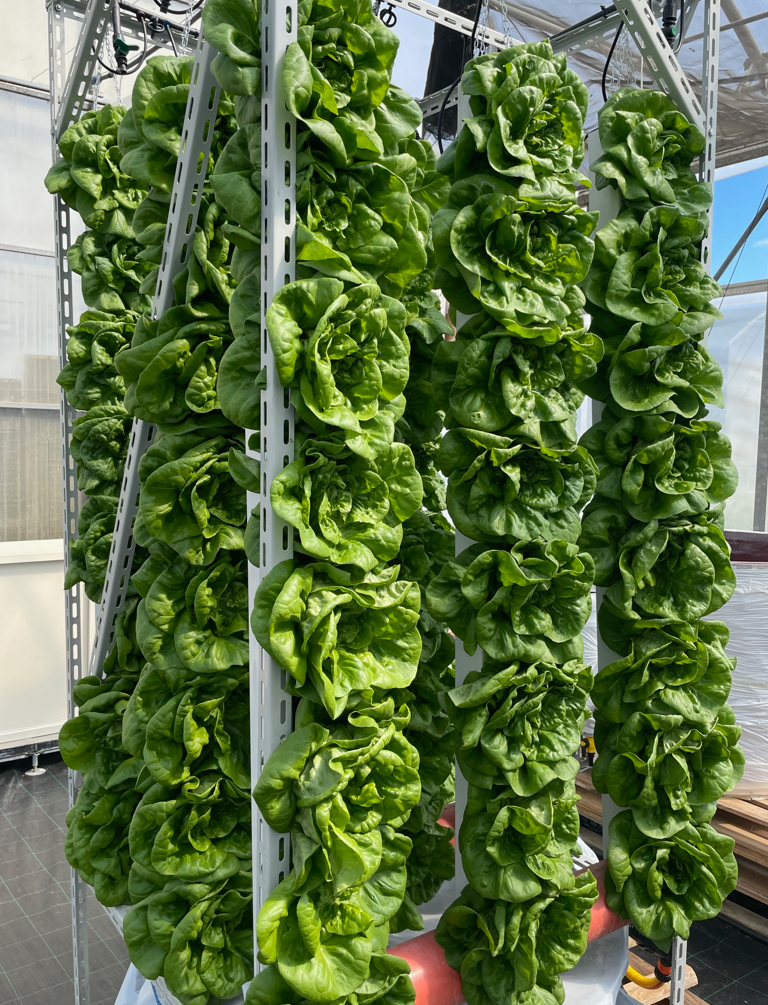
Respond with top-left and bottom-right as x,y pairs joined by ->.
249,0 -> 298,952
48,3 -> 92,1000
88,36 -> 223,678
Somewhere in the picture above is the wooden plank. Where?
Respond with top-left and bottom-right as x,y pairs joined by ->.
714,819 -> 768,869
579,826 -> 603,854
576,787 -> 603,824
720,898 -> 768,940
734,855 -> 768,907
623,950 -> 698,1004
719,797 -> 768,827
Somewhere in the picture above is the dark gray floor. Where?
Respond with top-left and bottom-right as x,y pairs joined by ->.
2,755 -> 767,1005
686,916 -> 768,1004
0,753 -> 128,1005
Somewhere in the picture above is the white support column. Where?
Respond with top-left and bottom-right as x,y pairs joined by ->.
88,37 -> 222,678
48,4 -> 91,1000
250,0 -> 297,956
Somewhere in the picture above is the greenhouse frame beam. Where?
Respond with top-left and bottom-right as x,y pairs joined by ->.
88,36 -> 223,680
613,0 -> 704,128
53,0 -> 112,140
384,0 -> 522,49
56,0 -> 201,47
250,0 -> 298,953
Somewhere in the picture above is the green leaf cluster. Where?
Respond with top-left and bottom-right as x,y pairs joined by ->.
244,951 -> 416,1005
254,560 -> 421,718
435,873 -> 597,1005
428,39 -> 600,1003
285,0 -> 419,169
579,89 -> 741,949
582,405 -> 737,522
604,811 -> 737,952
253,695 -> 420,998
591,88 -> 707,211
117,56 -> 195,193
433,41 -> 596,329
45,105 -> 144,236
68,231 -> 154,314
59,600 -> 144,903
427,540 -> 593,664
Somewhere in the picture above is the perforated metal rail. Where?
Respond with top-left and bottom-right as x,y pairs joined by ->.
88,37 -> 222,679
248,0 -> 297,956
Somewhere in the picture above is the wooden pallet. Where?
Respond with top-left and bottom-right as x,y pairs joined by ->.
576,770 -> 768,907
623,947 -> 699,1004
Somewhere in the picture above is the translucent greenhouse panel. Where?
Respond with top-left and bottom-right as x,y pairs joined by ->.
0,88 -> 55,252
707,291 -> 766,531
0,249 -> 62,541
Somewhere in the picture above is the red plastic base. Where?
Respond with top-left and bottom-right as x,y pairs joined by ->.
390,931 -> 464,1005
388,858 -> 628,1005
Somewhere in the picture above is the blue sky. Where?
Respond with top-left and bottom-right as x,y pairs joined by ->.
712,165 -> 768,285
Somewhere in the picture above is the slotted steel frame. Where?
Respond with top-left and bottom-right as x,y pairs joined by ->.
89,37 -> 222,679
249,0 -> 298,952
49,5 -> 221,1001
48,5 -> 91,1000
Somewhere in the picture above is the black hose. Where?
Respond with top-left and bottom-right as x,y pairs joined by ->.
437,77 -> 461,154
437,0 -> 485,153
601,21 -> 623,102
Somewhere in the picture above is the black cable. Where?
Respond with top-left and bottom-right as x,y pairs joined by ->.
601,21 -> 623,102
150,0 -> 204,12
464,0 -> 485,65
674,0 -> 686,52
437,77 -> 461,154
437,0 -> 485,154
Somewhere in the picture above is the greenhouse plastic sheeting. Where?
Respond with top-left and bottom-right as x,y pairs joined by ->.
584,568 -> 768,796
715,563 -> 768,797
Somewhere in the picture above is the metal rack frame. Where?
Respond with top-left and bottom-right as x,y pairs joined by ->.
249,0 -> 297,949
48,5 -> 221,1001
50,0 -> 722,1002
